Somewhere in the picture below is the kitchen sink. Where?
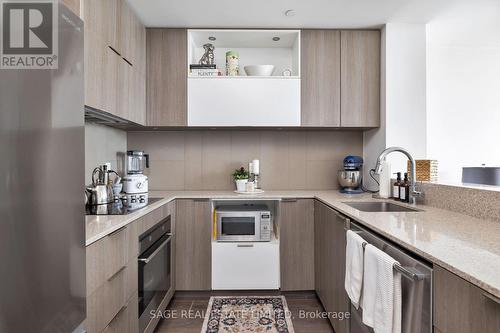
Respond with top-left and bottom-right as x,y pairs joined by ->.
343,201 -> 421,212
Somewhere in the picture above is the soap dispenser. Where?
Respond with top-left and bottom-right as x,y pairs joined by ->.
400,173 -> 410,203
393,172 -> 402,200
378,161 -> 392,198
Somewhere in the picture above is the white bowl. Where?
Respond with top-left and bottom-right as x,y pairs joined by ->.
244,65 -> 275,76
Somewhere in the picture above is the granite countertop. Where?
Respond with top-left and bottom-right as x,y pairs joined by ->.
85,190 -> 500,298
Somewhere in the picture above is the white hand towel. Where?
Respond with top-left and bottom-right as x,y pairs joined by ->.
345,230 -> 366,309
361,244 -> 402,333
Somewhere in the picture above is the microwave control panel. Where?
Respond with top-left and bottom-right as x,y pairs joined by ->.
260,213 -> 272,241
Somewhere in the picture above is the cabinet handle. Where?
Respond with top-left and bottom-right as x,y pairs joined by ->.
108,226 -> 126,237
482,291 -> 500,305
108,45 -> 121,56
237,244 -> 254,248
122,57 -> 133,67
281,198 -> 298,202
334,210 -> 350,223
109,303 -> 128,325
193,198 -> 209,202
107,265 -> 126,281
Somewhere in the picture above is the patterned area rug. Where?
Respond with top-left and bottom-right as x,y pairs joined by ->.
201,296 -> 295,333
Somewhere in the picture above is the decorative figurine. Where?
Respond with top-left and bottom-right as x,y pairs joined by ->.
199,43 -> 215,65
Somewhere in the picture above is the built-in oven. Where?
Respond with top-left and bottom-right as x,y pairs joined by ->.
138,216 -> 172,332
215,204 -> 272,242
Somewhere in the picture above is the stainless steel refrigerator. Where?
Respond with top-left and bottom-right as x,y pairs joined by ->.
0,3 -> 85,333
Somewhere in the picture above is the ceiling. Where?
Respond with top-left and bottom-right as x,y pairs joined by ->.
126,0 -> 465,29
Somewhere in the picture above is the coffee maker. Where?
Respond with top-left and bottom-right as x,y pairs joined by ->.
123,150 -> 149,210
337,156 -> 364,194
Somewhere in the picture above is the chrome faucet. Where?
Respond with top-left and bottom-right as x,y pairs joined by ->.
374,147 -> 422,204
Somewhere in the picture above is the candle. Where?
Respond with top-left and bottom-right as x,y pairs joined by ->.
252,159 -> 260,175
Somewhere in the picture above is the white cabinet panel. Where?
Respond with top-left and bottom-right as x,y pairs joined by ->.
212,240 -> 280,290
188,78 -> 301,126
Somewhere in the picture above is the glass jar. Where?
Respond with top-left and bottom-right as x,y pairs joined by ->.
226,51 -> 239,76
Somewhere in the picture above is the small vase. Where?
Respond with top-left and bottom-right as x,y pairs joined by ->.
235,179 -> 248,192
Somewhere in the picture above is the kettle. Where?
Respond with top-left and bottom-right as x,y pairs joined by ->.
86,165 -> 114,205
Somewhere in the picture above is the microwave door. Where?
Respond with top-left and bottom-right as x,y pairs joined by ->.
218,213 -> 259,241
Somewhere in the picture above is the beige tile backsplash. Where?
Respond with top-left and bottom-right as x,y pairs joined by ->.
128,130 -> 363,191
85,122 -> 127,185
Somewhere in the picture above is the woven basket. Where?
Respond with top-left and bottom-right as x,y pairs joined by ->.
407,160 -> 438,182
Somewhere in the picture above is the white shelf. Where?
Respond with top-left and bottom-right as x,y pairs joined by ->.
188,77 -> 300,127
188,75 -> 300,79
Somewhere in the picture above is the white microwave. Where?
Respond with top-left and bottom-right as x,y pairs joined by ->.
215,205 -> 272,242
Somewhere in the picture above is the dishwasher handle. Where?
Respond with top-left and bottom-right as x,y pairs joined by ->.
347,223 -> 427,281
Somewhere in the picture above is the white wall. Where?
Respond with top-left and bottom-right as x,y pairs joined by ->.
85,122 -> 127,185
364,23 -> 427,188
426,0 -> 500,183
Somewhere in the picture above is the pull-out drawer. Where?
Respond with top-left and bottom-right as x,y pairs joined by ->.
136,202 -> 172,236
102,293 -> 139,333
87,224 -> 137,295
434,265 -> 500,333
212,240 -> 280,290
86,261 -> 138,333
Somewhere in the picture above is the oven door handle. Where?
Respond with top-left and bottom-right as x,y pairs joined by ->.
138,235 -> 172,264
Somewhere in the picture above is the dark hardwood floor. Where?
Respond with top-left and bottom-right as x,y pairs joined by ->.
154,291 -> 334,333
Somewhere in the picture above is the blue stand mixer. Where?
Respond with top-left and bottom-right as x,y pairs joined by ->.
338,156 -> 364,194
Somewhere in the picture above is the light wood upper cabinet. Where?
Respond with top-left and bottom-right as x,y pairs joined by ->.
301,30 -> 341,127
434,265 -> 500,333
118,1 -> 135,63
62,0 -> 80,16
147,29 -> 188,126
83,0 -> 117,114
175,199 -> 211,290
340,30 -> 380,127
82,0 -> 146,125
280,199 -> 315,291
144,28 -> 379,128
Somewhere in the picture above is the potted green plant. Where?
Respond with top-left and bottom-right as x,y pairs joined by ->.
232,167 -> 249,192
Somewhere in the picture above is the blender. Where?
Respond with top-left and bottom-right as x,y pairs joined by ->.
123,150 -> 150,209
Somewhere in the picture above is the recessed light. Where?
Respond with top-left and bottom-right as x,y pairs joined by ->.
208,36 -> 216,41
272,37 -> 280,41
285,9 -> 296,17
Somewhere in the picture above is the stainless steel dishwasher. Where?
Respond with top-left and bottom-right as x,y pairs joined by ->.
348,221 -> 433,333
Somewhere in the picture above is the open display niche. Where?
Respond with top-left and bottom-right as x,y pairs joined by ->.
187,29 -> 301,78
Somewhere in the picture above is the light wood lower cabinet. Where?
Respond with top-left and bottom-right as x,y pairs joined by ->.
314,200 -> 350,333
102,294 -> 139,333
86,202 -> 174,333
175,199 -> 212,290
86,255 -> 137,333
279,199 -> 315,291
434,265 -> 500,333
86,224 -> 137,298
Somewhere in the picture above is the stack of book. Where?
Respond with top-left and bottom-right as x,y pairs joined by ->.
189,64 -> 220,77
